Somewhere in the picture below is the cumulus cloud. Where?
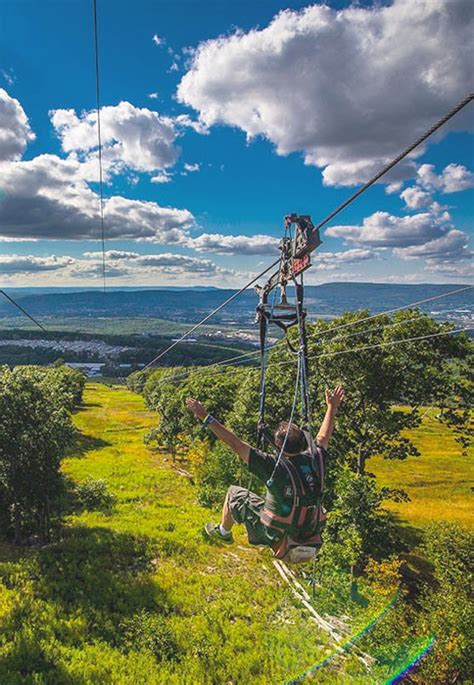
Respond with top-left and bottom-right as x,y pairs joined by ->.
326,211 -> 450,248
189,232 -> 279,255
0,250 -> 233,282
50,102 -> 181,175
0,89 -> 36,160
394,229 -> 472,263
152,34 -> 163,46
416,163 -> 474,193
178,0 -> 474,186
316,249 -> 374,270
0,254 -> 74,274
400,186 -> 433,210
0,154 -> 194,242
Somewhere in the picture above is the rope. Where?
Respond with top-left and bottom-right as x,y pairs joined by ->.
266,350 -> 302,488
142,257 -> 281,370
0,290 -> 69,354
313,92 -> 473,234
147,286 -> 472,387
151,325 -> 472,389
92,0 -> 106,293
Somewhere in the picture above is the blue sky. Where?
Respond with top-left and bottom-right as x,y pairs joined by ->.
0,0 -> 473,287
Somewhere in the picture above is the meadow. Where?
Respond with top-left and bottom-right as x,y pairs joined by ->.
0,383 -> 471,684
371,408 -> 473,530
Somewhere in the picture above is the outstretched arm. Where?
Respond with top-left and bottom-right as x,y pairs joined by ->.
186,398 -> 251,464
316,386 -> 345,450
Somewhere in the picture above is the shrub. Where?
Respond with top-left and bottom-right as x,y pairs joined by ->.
121,610 -> 180,662
75,477 -> 116,512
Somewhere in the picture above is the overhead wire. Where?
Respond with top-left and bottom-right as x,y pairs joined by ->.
0,290 -> 69,354
142,93 -> 473,369
142,257 -> 281,370
142,286 -> 473,387
92,0 -> 107,293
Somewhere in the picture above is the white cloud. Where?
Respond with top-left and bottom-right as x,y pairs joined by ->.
148,92 -> 159,100
178,0 -> 474,186
0,89 -> 36,160
0,154 -> 194,242
0,250 -> 234,283
189,232 -> 279,255
151,172 -> 172,183
326,211 -> 449,248
183,162 -> 200,173
174,114 -> 209,135
394,229 -> 472,263
152,34 -> 163,46
417,163 -> 474,193
50,101 -> 181,174
316,249 -> 374,271
400,186 -> 433,210
0,254 -> 74,274
1,70 -> 15,87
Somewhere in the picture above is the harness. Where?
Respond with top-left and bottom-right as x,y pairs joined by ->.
254,214 -> 325,563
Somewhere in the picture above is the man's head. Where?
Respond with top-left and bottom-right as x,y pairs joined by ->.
274,422 -> 307,456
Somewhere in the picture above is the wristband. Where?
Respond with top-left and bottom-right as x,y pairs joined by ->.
202,414 -> 215,428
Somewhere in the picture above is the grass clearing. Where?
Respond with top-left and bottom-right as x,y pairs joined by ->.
371,408 -> 473,530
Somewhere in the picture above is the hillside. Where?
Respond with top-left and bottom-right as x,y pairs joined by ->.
0,383 -> 445,684
1,283 -> 471,328
371,409 -> 473,530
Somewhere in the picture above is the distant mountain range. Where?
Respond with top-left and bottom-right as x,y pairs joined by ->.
1,283 -> 471,327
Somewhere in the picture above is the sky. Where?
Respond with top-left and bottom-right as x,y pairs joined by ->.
0,0 -> 473,288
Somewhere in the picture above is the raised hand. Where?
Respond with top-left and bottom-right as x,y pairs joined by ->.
186,397 -> 207,420
325,385 -> 346,411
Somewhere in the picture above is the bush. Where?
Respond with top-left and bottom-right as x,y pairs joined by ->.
414,524 -> 474,684
197,443 -> 241,508
75,477 -> 116,512
121,610 -> 180,662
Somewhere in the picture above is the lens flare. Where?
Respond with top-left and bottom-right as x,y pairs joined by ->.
285,591 -> 399,685
384,636 -> 435,684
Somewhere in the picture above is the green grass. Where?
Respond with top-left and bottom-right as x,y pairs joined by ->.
0,384 -> 339,684
1,386 -> 469,683
370,408 -> 473,530
0,317 -> 241,336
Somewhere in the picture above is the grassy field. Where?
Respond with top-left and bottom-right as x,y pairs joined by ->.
0,384 -> 469,684
370,409 -> 473,530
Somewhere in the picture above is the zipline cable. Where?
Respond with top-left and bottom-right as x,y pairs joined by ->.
0,290 -> 69,353
142,257 -> 281,370
151,325 -> 472,387
92,0 -> 107,293
312,92 -> 473,234
142,94 -> 473,368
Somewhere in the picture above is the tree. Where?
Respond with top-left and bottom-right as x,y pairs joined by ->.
0,367 -> 75,542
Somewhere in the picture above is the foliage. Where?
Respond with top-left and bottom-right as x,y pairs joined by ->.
0,366 -> 76,542
318,467 -> 401,572
75,477 -> 116,513
197,443 -> 241,508
414,524 -> 474,684
121,610 -> 180,662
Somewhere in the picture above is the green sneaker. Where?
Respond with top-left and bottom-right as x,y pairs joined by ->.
204,523 -> 234,544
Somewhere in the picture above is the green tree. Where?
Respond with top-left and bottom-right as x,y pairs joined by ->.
0,367 -> 75,542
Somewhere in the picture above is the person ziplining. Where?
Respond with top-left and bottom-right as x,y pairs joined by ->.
186,214 -> 346,563
186,386 -> 345,562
